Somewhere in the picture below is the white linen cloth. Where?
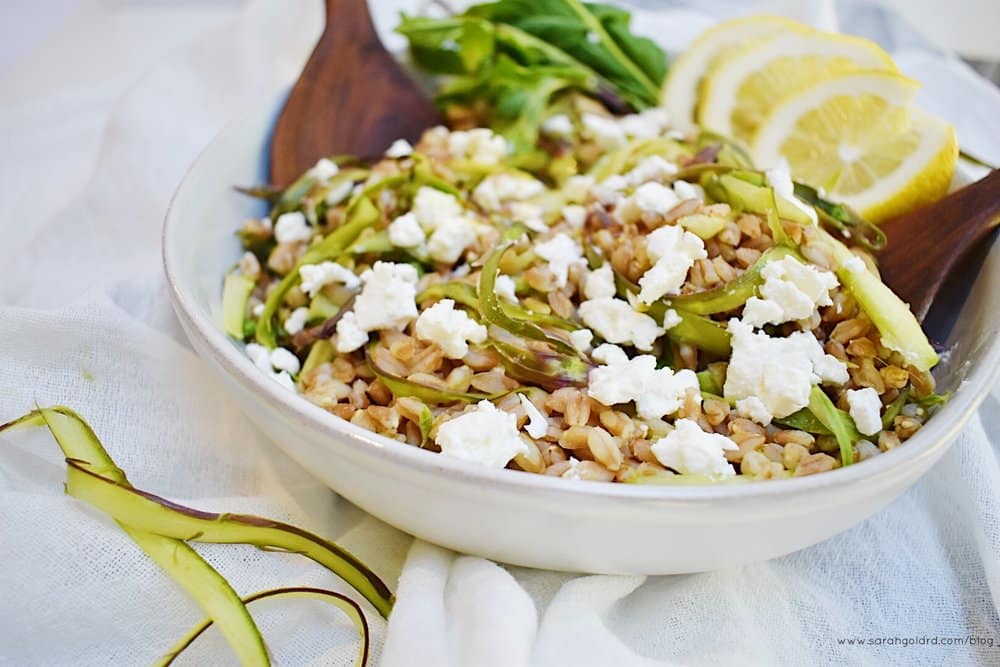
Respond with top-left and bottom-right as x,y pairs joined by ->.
1,1 -> 998,665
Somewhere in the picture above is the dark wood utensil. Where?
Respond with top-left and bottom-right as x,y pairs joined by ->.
879,169 -> 1000,322
269,0 -> 441,186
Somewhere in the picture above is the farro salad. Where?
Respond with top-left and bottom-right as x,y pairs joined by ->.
223,6 -> 946,485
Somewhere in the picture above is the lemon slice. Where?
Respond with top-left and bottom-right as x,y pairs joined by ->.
660,15 -> 801,132
752,71 -> 957,222
698,28 -> 898,143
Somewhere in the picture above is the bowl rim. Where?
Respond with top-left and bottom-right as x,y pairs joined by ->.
162,109 -> 1000,504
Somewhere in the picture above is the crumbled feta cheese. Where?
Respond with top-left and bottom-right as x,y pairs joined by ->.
766,159 -> 818,224
274,211 -> 313,244
662,308 -> 682,330
325,179 -> 353,206
283,307 -> 309,335
448,128 -> 508,165
388,212 -> 426,248
299,261 -> 361,297
244,342 -> 273,373
741,255 -> 838,328
385,138 -> 413,158
414,299 -> 488,359
508,202 -> 548,232
435,400 -> 530,468
541,113 -> 574,138
307,158 -> 339,181
519,394 -> 550,439
270,347 -> 301,376
578,297 -> 663,351
650,418 -> 738,476
723,319 -> 848,422
618,107 -> 670,139
637,226 -> 707,304
841,254 -> 866,274
472,173 -> 546,211
673,179 -> 704,202
633,182 -> 680,215
535,233 -> 584,288
427,215 -> 479,264
624,155 -> 678,186
271,371 -> 297,392
847,387 -> 883,436
352,261 -> 419,331
564,175 -> 595,203
736,396 -> 773,426
591,343 -> 629,366
562,204 -> 587,228
570,329 -> 594,353
588,350 -> 700,420
252,303 -> 265,317
584,263 -> 617,300
258,217 -> 273,232
411,186 -> 463,229
582,114 -> 626,149
335,311 -> 369,353
494,275 -> 518,304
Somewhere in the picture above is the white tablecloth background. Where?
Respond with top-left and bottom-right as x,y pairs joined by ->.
1,1 -> 998,665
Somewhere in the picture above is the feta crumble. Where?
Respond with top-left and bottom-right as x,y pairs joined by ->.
472,173 -> 545,211
435,400 -> 530,468
387,212 -> 426,248
673,179 -> 704,202
650,419 -> 738,476
352,261 -> 419,332
569,329 -> 594,353
283,307 -> 309,335
841,254 -> 867,274
385,138 -> 413,158
723,319 -> 848,423
535,233 -> 584,288
447,128 -> 508,165
638,225 -> 707,304
414,299 -> 488,359
299,261 -> 361,297
618,107 -> 670,139
741,255 -> 838,328
578,298 -> 663,351
335,311 -> 369,353
325,179 -> 353,206
847,387 -> 883,436
494,275 -> 518,304
587,347 -> 700,419
519,394 -> 550,439
562,204 -> 587,228
274,211 -> 312,244
270,347 -> 301,375
541,113 -> 574,138
427,215 -> 479,264
584,263 -> 617,300
245,342 -> 300,391
411,186 -> 463,229
307,157 -> 339,182
766,159 -> 818,224
624,155 -> 678,187
564,175 -> 595,203
582,113 -> 626,148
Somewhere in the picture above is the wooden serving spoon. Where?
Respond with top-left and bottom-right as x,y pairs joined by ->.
879,169 -> 1000,322
269,0 -> 441,186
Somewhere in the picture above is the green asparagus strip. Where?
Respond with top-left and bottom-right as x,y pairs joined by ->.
62,459 -> 393,617
367,344 -> 499,404
808,386 -> 857,466
222,273 -> 256,339
157,587 -> 369,667
664,310 -> 731,356
665,246 -> 796,314
489,339 -> 590,391
1,408 -> 269,667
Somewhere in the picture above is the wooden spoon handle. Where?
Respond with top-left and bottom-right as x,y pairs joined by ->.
323,0 -> 377,38
879,169 -> 1000,321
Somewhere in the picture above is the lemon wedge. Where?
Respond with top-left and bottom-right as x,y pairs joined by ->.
752,71 -> 958,222
660,14 -> 801,132
698,28 -> 898,143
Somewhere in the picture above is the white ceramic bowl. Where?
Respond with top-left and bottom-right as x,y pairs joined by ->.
163,91 -> 1000,574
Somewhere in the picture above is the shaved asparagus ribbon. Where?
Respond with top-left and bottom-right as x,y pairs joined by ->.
0,406 -> 388,666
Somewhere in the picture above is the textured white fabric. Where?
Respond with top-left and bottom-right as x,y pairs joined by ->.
1,1 -> 998,666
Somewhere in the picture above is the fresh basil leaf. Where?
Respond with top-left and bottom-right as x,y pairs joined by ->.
396,15 -> 495,74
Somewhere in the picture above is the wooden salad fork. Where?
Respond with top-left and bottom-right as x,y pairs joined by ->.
879,169 -> 1000,322
269,0 -> 440,186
